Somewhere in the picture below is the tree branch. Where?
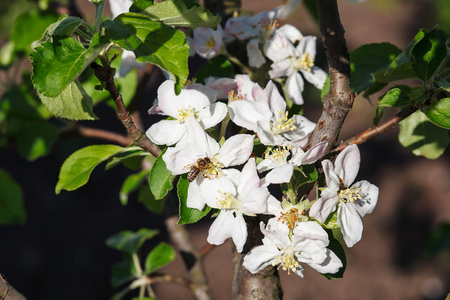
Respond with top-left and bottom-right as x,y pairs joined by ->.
91,62 -> 161,157
334,106 -> 416,152
308,0 -> 354,154
0,274 -> 26,300
165,216 -> 214,300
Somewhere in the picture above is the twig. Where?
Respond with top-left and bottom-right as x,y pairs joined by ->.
91,62 -> 161,157
149,274 -> 191,287
0,274 -> 27,300
334,106 -> 415,152
165,216 -> 214,300
307,0 -> 354,154
77,125 -> 133,146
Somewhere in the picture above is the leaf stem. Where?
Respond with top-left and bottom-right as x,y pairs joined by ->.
94,1 -> 106,32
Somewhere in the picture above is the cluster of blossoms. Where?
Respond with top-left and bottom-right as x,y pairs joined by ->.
191,7 -> 327,104
145,73 -> 379,277
107,0 -> 378,278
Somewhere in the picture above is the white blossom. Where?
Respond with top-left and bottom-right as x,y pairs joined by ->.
309,144 -> 379,247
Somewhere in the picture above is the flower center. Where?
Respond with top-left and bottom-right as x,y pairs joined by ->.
272,110 -> 296,135
273,247 -> 300,275
265,146 -> 291,165
292,53 -> 315,72
228,90 -> 244,102
260,18 -> 279,38
338,187 -> 363,204
176,105 -> 196,123
203,157 -> 224,179
206,36 -> 216,49
216,190 -> 241,210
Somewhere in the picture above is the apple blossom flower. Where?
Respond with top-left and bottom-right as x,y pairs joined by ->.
228,80 -> 315,146
243,220 -> 342,276
258,142 -> 327,185
193,25 -> 225,59
264,24 -> 327,104
200,158 -> 270,252
309,144 -> 379,247
162,117 -> 254,210
146,80 -> 227,145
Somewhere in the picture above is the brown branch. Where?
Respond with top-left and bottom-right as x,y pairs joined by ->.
0,274 -> 27,300
165,216 -> 214,300
307,0 -> 354,154
334,106 -> 416,152
149,274 -> 190,287
77,126 -> 133,146
91,62 -> 161,157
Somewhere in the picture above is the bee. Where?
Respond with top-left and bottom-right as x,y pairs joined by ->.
187,157 -> 212,182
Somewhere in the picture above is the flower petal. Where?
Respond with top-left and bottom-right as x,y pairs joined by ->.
243,244 -> 280,274
187,180 -> 206,210
146,120 -> 186,146
302,249 -> 342,274
218,134 -> 254,167
335,144 -> 360,187
309,190 -> 339,223
207,210 -> 248,252
286,72 -> 304,105
197,102 -> 228,129
264,164 -> 294,184
301,66 -> 327,90
247,38 -> 266,68
322,160 -> 340,190
301,141 -> 328,165
352,180 -> 379,217
337,203 -> 363,247
229,100 -> 272,132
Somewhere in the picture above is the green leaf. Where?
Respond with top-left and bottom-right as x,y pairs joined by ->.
423,98 -> 450,129
38,80 -> 98,120
55,144 -> 124,194
398,110 -> 450,159
105,147 -> 149,170
144,242 -> 175,274
102,13 -> 189,94
32,15 -> 84,47
138,185 -> 165,214
138,0 -> 220,28
195,55 -> 234,84
378,87 -> 412,108
149,149 -> 175,199
106,228 -> 159,254
411,28 -> 448,81
120,170 -> 149,205
1,86 -> 50,120
350,43 -> 402,94
0,169 -> 26,225
11,10 -> 59,53
321,229 -> 346,279
435,77 -> 450,92
16,121 -> 59,161
178,175 -> 210,224
110,254 -> 136,288
130,0 -> 154,13
31,33 -> 108,98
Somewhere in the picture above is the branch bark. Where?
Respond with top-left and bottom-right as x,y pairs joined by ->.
91,62 -> 161,157
334,106 -> 416,152
307,0 -> 354,154
0,274 -> 26,300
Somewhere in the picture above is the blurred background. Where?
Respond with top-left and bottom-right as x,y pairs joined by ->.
0,0 -> 449,299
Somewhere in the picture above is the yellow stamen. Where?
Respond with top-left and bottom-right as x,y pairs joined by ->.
206,36 -> 216,49
272,248 -> 300,275
292,53 -> 315,72
176,105 -> 196,123
216,190 -> 241,210
272,111 -> 296,135
338,187 -> 363,204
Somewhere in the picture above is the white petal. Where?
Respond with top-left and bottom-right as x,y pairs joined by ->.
303,249 -> 342,274
337,203 -> 363,247
237,158 -> 260,196
264,164 -> 293,184
116,50 -> 145,78
184,117 -> 220,157
146,120 -> 186,146
282,115 -> 315,142
301,66 -> 327,90
266,195 -> 282,215
277,24 -> 304,44
257,158 -> 279,172
235,74 -> 256,101
297,35 -> 317,57
187,181 -> 206,210
255,120 -> 283,146
309,191 -> 339,223
207,210 -> 248,252
322,160 -> 340,190
352,180 -> 379,217
264,30 -> 294,62
335,144 -> 360,187
286,72 -> 304,105
109,0 -> 132,18
265,81 -> 287,116
162,144 -> 198,175
243,244 -> 280,274
186,83 -> 218,104
218,134 -> 254,167
205,77 -> 237,99
247,38 -> 266,68
229,100 -> 272,132
197,102 -> 228,129
301,141 -> 328,165
268,59 -> 292,78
